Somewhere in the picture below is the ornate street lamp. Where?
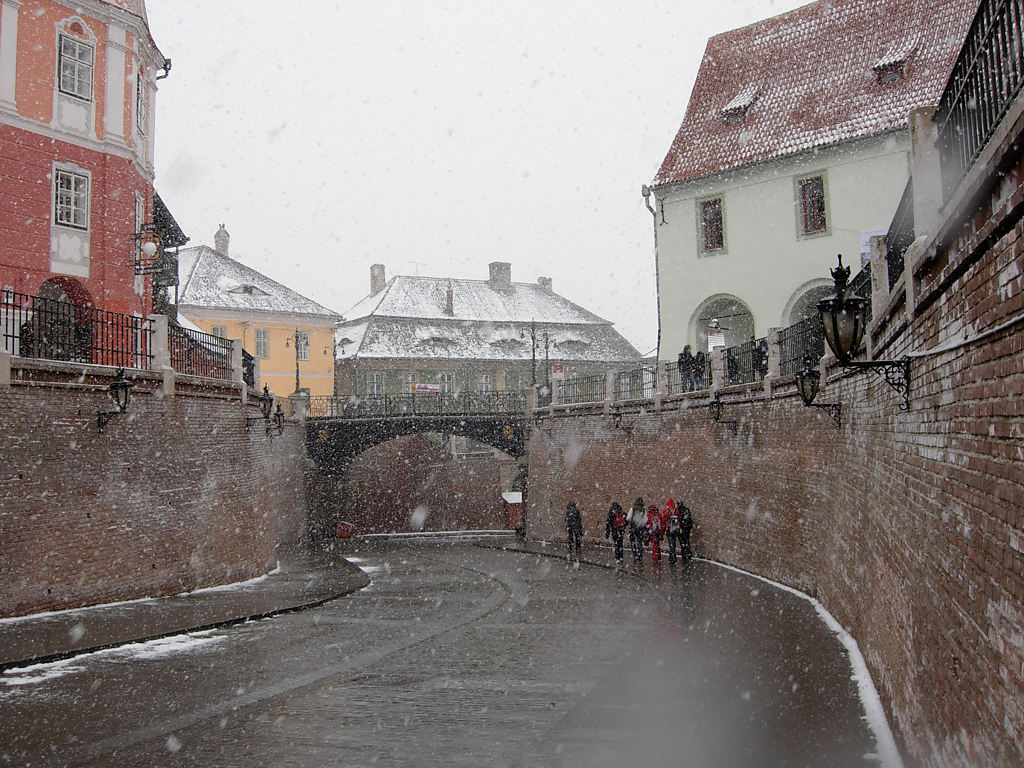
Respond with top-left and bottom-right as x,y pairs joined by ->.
246,384 -> 282,435
817,254 -> 911,410
794,355 -> 842,428
708,394 -> 737,434
97,368 -> 133,432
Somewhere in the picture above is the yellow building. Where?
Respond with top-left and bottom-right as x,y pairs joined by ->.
176,226 -> 340,400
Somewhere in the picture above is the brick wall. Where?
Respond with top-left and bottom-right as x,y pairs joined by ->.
526,166 -> 1024,767
307,434 -> 507,535
0,363 -> 308,618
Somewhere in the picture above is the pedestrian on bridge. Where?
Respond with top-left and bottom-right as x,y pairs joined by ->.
627,497 -> 646,564
679,503 -> 694,559
604,501 -> 627,566
645,503 -> 665,563
665,498 -> 682,563
565,501 -> 583,565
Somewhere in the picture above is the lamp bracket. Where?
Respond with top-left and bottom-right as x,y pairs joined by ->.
843,358 -> 911,410
97,409 -> 119,433
709,397 -> 739,435
812,402 -> 842,428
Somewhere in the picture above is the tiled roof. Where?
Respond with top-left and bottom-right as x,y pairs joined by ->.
177,246 -> 340,319
337,275 -> 640,362
653,0 -> 977,186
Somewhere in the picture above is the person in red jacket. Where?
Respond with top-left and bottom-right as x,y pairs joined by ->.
645,503 -> 664,563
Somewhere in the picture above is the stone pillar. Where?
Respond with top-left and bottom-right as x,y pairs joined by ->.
288,391 -> 307,420
711,346 -> 727,390
525,385 -> 538,417
765,327 -> 782,395
909,107 -> 942,238
148,314 -> 174,398
0,348 -> 10,390
603,370 -> 615,416
656,361 -> 668,397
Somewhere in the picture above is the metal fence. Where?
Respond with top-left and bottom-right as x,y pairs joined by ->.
723,337 -> 768,386
242,349 -> 255,388
664,356 -> 712,394
1,290 -> 153,369
308,391 -> 527,419
778,316 -> 825,377
884,178 -> 915,291
615,364 -> 658,400
936,0 -> 1024,199
168,324 -> 232,379
558,373 -> 606,405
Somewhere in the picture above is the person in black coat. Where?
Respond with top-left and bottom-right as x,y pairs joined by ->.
679,503 -> 694,559
604,501 -> 627,565
565,501 -> 583,563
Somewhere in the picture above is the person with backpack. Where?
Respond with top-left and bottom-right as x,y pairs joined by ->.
604,501 -> 627,566
679,503 -> 694,559
645,503 -> 665,563
565,501 -> 583,565
627,496 -> 646,564
664,498 -> 682,563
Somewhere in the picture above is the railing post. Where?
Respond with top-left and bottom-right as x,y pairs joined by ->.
549,379 -> 560,406
148,314 -> 175,398
230,338 -> 244,403
0,348 -> 10,390
656,362 -> 668,397
765,328 -> 781,395
288,391 -> 307,421
711,346 -> 726,390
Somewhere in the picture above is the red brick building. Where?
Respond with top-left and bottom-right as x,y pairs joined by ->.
0,0 -> 169,316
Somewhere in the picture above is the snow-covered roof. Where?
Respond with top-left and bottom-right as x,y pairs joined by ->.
337,274 -> 640,363
653,0 -> 976,186
177,246 -> 341,320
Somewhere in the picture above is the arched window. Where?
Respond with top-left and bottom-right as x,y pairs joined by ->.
690,295 -> 755,354
785,283 -> 833,325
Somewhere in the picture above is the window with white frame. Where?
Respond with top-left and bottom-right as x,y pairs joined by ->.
58,35 -> 94,101
135,69 -> 147,133
440,372 -> 454,394
405,372 -> 417,392
296,330 -> 309,360
54,168 -> 89,230
254,328 -> 270,358
367,372 -> 383,396
478,373 -> 492,393
211,325 -> 227,338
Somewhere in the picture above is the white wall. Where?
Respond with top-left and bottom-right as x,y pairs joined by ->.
654,131 -> 910,360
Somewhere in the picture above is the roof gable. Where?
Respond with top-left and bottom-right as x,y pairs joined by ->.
654,0 -> 976,186
177,246 -> 340,318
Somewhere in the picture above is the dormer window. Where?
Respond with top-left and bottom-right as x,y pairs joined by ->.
226,283 -> 269,296
721,81 -> 761,125
873,35 -> 917,84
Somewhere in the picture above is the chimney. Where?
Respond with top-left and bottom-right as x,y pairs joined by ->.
444,280 -> 454,316
488,261 -> 511,291
214,224 -> 229,256
538,276 -> 552,292
370,264 -> 386,296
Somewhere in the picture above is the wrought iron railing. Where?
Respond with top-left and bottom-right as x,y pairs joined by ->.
665,356 -> 711,394
884,178 -> 915,291
615,364 -> 657,400
242,350 -> 255,388
308,391 -> 527,419
1,290 -> 153,369
849,263 -> 873,324
936,0 -> 1024,199
168,324 -> 232,380
778,316 -> 825,378
558,373 -> 606,405
723,337 -> 768,386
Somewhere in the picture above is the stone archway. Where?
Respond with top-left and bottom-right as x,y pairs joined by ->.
689,294 -> 755,353
783,280 -> 833,326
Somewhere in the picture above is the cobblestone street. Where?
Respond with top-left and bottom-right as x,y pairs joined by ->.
0,540 -> 886,767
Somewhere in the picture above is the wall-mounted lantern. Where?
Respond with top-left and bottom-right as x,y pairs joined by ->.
709,394 -> 738,434
247,385 -> 284,436
97,368 -> 133,432
794,355 -> 842,428
818,254 -> 910,409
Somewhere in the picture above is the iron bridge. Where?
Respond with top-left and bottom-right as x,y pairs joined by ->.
305,392 -> 528,464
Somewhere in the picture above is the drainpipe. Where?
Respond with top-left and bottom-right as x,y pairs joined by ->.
642,184 -> 663,363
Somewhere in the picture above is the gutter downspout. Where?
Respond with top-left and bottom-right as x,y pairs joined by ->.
642,184 -> 662,363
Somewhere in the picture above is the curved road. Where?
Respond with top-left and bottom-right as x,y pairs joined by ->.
0,541 -> 888,767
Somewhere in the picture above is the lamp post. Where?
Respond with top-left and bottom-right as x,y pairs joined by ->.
817,254 -> 911,409
285,328 -> 303,394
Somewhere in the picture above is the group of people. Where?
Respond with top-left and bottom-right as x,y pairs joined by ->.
677,345 -> 707,392
564,497 -> 694,568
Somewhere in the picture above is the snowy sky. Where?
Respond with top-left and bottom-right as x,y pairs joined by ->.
146,0 -> 810,355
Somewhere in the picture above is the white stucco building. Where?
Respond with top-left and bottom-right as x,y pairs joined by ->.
648,0 -> 976,360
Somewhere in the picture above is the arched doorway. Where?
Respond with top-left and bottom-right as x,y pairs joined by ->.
19,278 -> 93,361
690,294 -> 755,354
784,281 -> 833,325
